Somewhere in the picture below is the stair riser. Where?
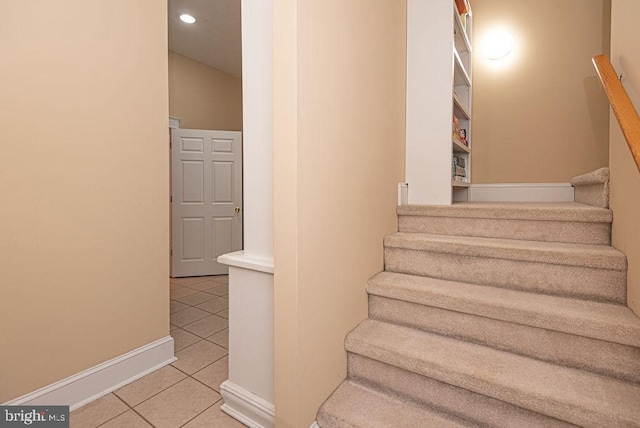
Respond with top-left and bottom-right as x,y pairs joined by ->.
384,248 -> 626,303
398,216 -> 611,245
346,325 -> 640,428
574,183 -> 609,208
317,380 -> 470,428
347,353 -> 577,428
369,295 -> 640,383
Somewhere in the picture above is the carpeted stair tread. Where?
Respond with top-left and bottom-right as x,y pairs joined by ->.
384,233 -> 626,270
347,354 -> 579,428
570,168 -> 610,186
346,320 -> 640,427
398,202 -> 612,222
367,272 -> 640,347
397,203 -> 612,245
316,380 -> 470,428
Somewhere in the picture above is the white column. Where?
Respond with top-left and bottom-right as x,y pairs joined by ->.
217,0 -> 275,427
240,0 -> 274,261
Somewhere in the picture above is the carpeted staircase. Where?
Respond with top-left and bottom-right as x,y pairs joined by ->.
316,171 -> 640,427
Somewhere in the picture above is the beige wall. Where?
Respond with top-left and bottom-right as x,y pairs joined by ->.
273,1 -> 406,426
609,0 -> 640,315
472,0 -> 611,183
0,1 -> 169,402
169,51 -> 242,131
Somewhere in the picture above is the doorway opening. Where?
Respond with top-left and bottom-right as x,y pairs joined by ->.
167,0 -> 244,278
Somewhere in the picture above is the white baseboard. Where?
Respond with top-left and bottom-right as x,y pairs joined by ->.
468,183 -> 574,203
220,380 -> 275,428
4,336 -> 176,411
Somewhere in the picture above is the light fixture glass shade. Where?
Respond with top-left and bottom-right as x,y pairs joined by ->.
179,14 -> 196,24
483,30 -> 515,60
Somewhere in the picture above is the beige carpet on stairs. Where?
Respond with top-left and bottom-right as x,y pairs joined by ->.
316,169 -> 640,428
570,167 -> 610,208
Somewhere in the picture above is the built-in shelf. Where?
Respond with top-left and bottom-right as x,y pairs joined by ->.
454,49 -> 472,87
452,2 -> 472,201
453,137 -> 471,153
453,8 -> 472,55
405,0 -> 473,204
453,92 -> 471,120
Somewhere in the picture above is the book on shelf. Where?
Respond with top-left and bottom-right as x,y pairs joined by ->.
452,155 -> 467,180
453,155 -> 466,168
452,116 -> 468,146
459,129 -> 467,144
455,0 -> 471,33
452,115 -> 461,140
455,0 -> 470,15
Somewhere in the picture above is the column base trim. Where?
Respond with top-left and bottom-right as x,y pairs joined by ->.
220,380 -> 275,428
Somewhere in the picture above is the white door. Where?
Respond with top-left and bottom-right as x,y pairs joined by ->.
171,129 -> 242,277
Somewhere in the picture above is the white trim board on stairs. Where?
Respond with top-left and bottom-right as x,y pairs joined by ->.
3,336 -> 175,411
467,183 -> 574,202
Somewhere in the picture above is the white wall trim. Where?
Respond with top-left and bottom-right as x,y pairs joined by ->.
468,183 -> 574,203
169,116 -> 181,129
218,250 -> 274,274
310,422 -> 321,428
220,380 -> 275,428
398,182 -> 409,206
4,336 -> 175,411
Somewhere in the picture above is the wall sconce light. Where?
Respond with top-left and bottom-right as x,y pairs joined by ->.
482,29 -> 515,60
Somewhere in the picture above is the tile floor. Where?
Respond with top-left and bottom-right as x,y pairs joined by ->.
70,275 -> 245,428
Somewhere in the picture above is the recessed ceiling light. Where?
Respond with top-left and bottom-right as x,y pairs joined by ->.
179,14 -> 196,24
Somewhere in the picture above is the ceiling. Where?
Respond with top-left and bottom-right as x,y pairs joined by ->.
168,0 -> 242,78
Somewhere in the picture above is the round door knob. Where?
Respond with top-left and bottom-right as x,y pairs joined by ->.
235,207 -> 241,213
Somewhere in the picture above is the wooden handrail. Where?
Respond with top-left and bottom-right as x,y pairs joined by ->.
592,54 -> 640,172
